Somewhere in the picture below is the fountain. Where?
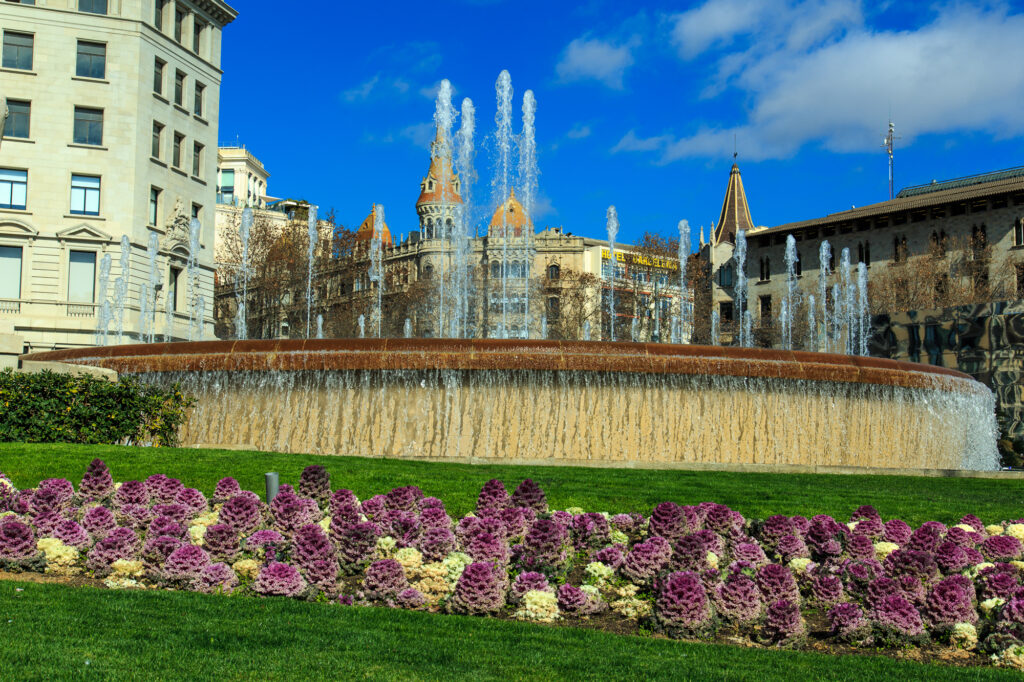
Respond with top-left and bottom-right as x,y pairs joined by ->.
677,220 -> 690,344
187,218 -> 201,341
818,241 -> 831,353
369,204 -> 385,337
711,309 -> 720,346
453,98 -> 476,338
518,89 -> 538,338
141,232 -> 160,344
782,235 -> 797,350
734,230 -> 749,347
606,206 -> 618,341
306,206 -> 318,338
235,207 -> 253,341
94,254 -> 112,345
433,81 -> 455,338
494,70 -> 513,339
114,235 -> 130,343
404,318 -> 412,338
316,314 -> 323,340
857,262 -> 870,356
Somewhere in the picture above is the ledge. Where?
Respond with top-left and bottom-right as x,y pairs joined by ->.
0,67 -> 36,77
149,157 -> 168,168
153,92 -> 169,104
71,76 -> 109,84
62,214 -> 105,221
193,115 -> 208,126
173,104 -> 190,116
0,137 -> 33,144
67,143 -> 107,151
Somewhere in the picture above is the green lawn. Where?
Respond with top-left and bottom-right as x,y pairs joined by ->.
1,442 -> 1021,525
0,580 -> 1014,681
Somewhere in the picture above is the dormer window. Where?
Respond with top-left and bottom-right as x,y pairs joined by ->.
428,181 -> 434,191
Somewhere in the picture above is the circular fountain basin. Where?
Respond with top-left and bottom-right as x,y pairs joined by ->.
24,339 -> 999,471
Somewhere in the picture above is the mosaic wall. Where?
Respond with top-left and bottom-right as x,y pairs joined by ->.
871,300 -> 1024,439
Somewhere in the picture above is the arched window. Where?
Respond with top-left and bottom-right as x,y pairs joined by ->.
423,264 -> 433,279
547,263 -> 560,280
547,296 -> 559,319
490,261 -> 500,278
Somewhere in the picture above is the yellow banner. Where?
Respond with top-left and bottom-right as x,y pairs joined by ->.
601,249 -> 679,271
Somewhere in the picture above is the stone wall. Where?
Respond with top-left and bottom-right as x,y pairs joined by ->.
871,300 -> 1024,438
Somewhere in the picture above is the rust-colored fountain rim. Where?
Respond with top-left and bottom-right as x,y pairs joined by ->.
22,338 -> 983,393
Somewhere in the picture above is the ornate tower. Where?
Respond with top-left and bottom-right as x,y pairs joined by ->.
416,130 -> 462,240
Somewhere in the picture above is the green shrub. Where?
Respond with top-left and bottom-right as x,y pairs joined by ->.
0,369 -> 194,447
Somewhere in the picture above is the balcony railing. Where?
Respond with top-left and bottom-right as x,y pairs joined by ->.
0,300 -> 20,314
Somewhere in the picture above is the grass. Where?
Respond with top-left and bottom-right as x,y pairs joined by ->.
1,442 -> 1022,525
0,579 -> 1015,681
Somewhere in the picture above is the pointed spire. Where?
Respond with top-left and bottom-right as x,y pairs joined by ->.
699,225 -> 705,247
713,163 -> 755,245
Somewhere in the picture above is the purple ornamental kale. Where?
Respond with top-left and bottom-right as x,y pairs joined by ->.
610,513 -> 639,533
908,522 -> 946,553
963,546 -> 985,566
329,489 -> 359,518
335,522 -> 379,567
448,562 -> 506,614
764,599 -> 805,645
883,549 -> 939,586
944,527 -> 975,548
85,527 -> 138,573
0,520 -> 35,559
846,534 -> 875,562
790,516 -> 810,536
549,511 -> 573,529
865,577 -> 901,611
593,545 -> 625,569
192,562 -> 238,594
498,507 -> 530,540
30,488 -> 62,516
883,519 -> 913,545
32,512 -> 61,536
219,494 -> 262,534
292,524 -> 333,569
828,602 -> 869,640
959,514 -> 985,533
925,576 -> 977,626
395,587 -> 428,610
851,505 -> 881,522
254,562 -> 306,597
163,544 -> 211,583
874,594 -> 925,636
176,488 -> 208,516
704,503 -> 736,534
521,519 -> 569,568
557,583 -> 603,615
672,534 -> 712,573
467,531 -> 509,566
270,491 -> 319,535
202,524 -> 240,563
385,485 -> 422,513
713,573 -> 763,624
851,515 -> 884,540
648,502 -> 689,542
775,535 -> 810,562
360,495 -> 387,519
38,478 -> 75,507
417,527 -> 457,563
303,558 -> 339,594
811,574 -> 844,605
419,496 -> 444,510
362,559 -> 409,600
935,542 -> 969,574
244,529 -> 286,555
141,535 -> 183,570
147,515 -> 186,539
52,519 -> 89,547
510,571 -> 552,602
897,574 -> 926,605
571,513 -> 610,549
377,509 -> 420,547
151,504 -> 190,523
759,515 -> 796,548
805,518 -> 845,559
978,570 -> 1020,600
113,480 -> 149,508
655,571 -> 712,634
756,563 -> 800,605
621,537 -> 672,584
330,504 -> 362,532
510,479 -> 548,513
212,477 -> 242,504
732,542 -> 769,567
982,535 -> 1023,562
298,465 -> 331,505
82,505 -> 116,540
79,459 -> 115,501
476,479 -> 510,514
146,475 -> 185,505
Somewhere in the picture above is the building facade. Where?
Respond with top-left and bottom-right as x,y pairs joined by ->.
0,0 -> 236,350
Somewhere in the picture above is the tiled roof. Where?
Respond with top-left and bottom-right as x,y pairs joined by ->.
356,204 -> 393,247
713,164 -> 755,244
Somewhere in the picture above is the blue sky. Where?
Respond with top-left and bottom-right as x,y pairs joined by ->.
219,0 -> 1024,248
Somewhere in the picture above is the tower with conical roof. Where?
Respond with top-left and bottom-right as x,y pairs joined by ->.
416,130 -> 461,240
711,163 -> 755,245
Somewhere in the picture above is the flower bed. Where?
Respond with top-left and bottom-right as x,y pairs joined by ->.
2,460 -> 1024,670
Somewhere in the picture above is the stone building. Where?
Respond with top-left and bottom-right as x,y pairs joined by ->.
0,0 -> 236,350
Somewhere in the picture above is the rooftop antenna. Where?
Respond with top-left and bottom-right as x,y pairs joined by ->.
733,133 -> 737,161
881,119 -> 901,200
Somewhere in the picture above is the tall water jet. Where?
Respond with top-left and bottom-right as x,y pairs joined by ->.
316,314 -> 323,340
583,320 -> 591,341
733,230 -> 748,347
142,232 -> 160,343
831,282 -> 840,352
743,310 -> 752,349
235,207 -> 253,340
606,206 -> 618,342
187,218 -> 201,341
678,220 -> 690,344
433,80 -> 456,337
358,314 -> 365,338
114,235 -> 130,343
857,262 -> 869,356
518,89 -> 538,338
807,294 -> 817,352
782,234 -> 798,350
306,206 -> 318,338
454,97 -> 476,338
541,316 -> 547,340
711,309 -> 720,346
493,70 -> 513,339
404,318 -> 412,338
839,248 -> 852,354
630,318 -> 638,342
818,241 -> 831,352
369,204 -> 385,337
164,282 -> 174,342
94,253 -> 112,345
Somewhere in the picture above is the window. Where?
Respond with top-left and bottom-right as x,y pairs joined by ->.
154,0 -> 164,30
491,261 -> 500,278
174,9 -> 185,43
174,70 -> 185,106
75,41 -> 105,79
154,58 -> 165,94
893,236 -> 907,263
720,301 -> 734,322
720,264 -> 734,288
0,246 -> 22,300
192,142 -> 203,177
217,169 -> 234,204
172,133 -> 184,168
547,296 -> 559,320
547,263 -> 560,280
149,187 -> 160,225
70,174 -> 100,215
193,82 -> 205,117
1017,264 -> 1024,298
1015,219 -> 1024,248
3,100 -> 30,139
192,20 -> 202,54
759,257 -> 770,282
191,203 -> 201,220
759,295 -> 772,322
73,107 -> 103,146
2,31 -> 33,70
169,266 -> 182,310
0,169 -> 27,210
68,251 -> 96,303
151,122 -> 163,158
794,252 -> 802,277
78,0 -> 107,14
423,264 -> 433,279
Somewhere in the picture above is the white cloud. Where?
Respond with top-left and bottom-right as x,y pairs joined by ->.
620,2 -> 1024,162
400,122 -> 435,149
342,75 -> 412,103
556,35 -> 641,89
567,123 -> 592,140
342,74 -> 381,102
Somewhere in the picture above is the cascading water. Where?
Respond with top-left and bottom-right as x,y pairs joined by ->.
818,241 -> 831,353
235,207 -> 253,341
404,318 -> 412,338
831,282 -> 841,352
711,309 -> 720,346
453,97 -> 476,338
114,235 -> 130,343
677,220 -> 690,344
606,206 -> 618,342
839,248 -> 852,354
187,219 -> 201,341
518,89 -> 538,339
733,230 -> 749,347
583,320 -> 591,341
782,234 -> 798,350
433,80 -> 456,337
316,314 -> 323,340
494,70 -> 513,339
95,254 -> 112,345
630,318 -> 638,342
807,294 -> 817,352
306,206 -> 318,338
358,314 -> 365,338
857,262 -> 870,356
743,310 -> 752,349
141,232 -> 160,343
369,204 -> 385,337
